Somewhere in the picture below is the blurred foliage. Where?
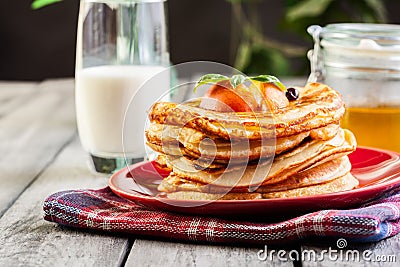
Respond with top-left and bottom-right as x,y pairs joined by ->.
33,0 -> 387,76
31,0 -> 61,9
228,0 -> 387,76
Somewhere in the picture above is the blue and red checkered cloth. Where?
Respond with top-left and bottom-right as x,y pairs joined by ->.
43,186 -> 400,245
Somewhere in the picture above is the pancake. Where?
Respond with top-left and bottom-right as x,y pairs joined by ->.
154,154 -> 172,172
255,156 -> 351,192
261,173 -> 359,199
163,191 -> 263,200
158,156 -> 352,193
164,129 -> 356,188
146,123 -> 340,163
148,82 -> 345,140
162,173 -> 358,200
146,80 -> 357,201
147,123 -> 307,160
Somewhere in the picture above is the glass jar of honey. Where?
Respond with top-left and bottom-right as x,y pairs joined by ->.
308,23 -> 400,152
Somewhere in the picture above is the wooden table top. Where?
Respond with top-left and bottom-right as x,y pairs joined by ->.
0,78 -> 398,266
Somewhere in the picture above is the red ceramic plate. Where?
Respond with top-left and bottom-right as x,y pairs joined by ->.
109,147 -> 400,218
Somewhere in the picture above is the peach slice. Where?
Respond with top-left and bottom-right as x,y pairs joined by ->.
200,80 -> 258,112
199,80 -> 289,113
259,82 -> 289,112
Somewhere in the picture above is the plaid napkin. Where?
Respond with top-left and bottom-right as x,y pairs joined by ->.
43,186 -> 400,245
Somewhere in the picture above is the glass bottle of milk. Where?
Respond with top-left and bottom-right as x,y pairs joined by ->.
75,0 -> 170,173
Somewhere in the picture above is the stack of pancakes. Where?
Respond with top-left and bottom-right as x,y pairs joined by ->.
145,82 -> 358,200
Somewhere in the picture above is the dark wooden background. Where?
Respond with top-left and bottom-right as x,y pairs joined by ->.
1,0 -> 400,81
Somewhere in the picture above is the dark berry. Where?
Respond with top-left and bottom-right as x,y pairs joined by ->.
285,87 -> 299,101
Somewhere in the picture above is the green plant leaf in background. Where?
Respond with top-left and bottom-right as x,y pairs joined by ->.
31,0 -> 62,10
364,0 -> 387,22
234,41 -> 252,72
241,45 -> 291,77
282,0 -> 387,38
286,0 -> 333,22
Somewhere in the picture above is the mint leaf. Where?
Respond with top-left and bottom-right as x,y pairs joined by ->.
193,74 -> 229,92
249,75 -> 286,92
193,73 -> 286,93
229,74 -> 247,89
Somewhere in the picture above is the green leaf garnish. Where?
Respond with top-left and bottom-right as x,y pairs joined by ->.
193,74 -> 229,92
229,74 -> 247,89
249,74 -> 287,92
193,73 -> 286,92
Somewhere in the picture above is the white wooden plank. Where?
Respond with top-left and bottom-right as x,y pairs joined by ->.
125,239 -> 295,267
0,79 -> 77,216
0,81 -> 39,117
0,137 -> 130,266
